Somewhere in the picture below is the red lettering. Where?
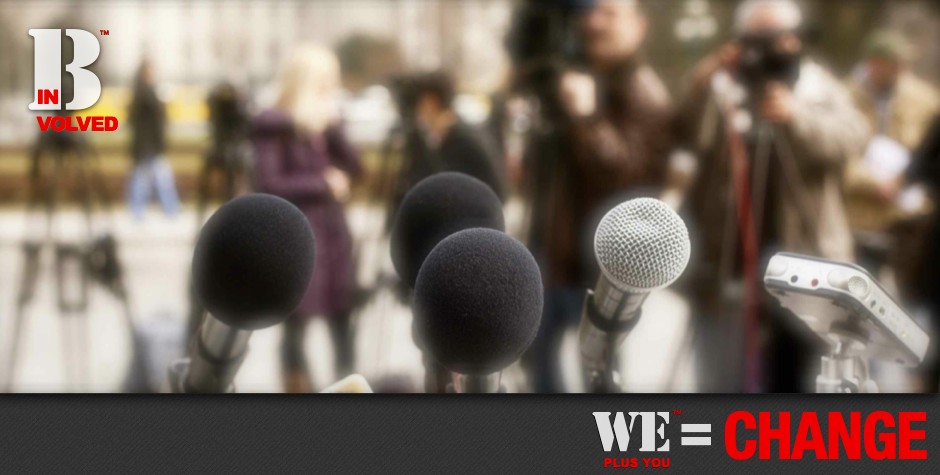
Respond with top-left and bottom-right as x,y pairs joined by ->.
725,411 -> 756,460
864,411 -> 896,460
759,412 -> 791,460
602,457 -> 638,468
725,411 -> 926,462
36,116 -> 51,131
35,115 -> 119,132
38,88 -> 58,105
828,412 -> 861,459
792,412 -> 827,459
899,412 -> 927,460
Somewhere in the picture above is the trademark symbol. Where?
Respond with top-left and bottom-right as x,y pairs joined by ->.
99,29 -> 109,36
673,410 -> 682,416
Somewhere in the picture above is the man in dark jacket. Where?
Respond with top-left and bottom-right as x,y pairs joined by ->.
907,114 -> 940,391
404,71 -> 508,201
523,0 -> 672,392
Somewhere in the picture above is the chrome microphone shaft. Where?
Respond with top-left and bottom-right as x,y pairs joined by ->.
184,316 -> 251,393
457,373 -> 502,393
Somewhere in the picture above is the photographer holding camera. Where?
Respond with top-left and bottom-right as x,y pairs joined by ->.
676,0 -> 868,392
520,0 -> 672,393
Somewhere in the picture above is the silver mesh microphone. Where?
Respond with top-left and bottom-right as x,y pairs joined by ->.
579,198 -> 691,392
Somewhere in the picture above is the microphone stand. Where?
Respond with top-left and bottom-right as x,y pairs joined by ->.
580,290 -> 640,393
451,373 -> 504,393
815,323 -> 878,393
168,315 -> 250,393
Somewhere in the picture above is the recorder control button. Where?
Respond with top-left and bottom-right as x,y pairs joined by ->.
827,269 -> 850,289
766,256 -> 788,277
847,276 -> 871,298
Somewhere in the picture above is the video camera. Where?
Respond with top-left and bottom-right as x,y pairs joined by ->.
504,0 -> 590,123
206,81 -> 252,171
736,30 -> 802,92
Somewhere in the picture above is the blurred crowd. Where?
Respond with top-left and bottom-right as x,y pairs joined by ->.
5,0 -> 940,393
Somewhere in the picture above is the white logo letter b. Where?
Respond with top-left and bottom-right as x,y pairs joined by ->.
28,29 -> 101,111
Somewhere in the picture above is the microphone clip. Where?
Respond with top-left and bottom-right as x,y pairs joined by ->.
582,290 -> 642,393
584,290 -> 642,335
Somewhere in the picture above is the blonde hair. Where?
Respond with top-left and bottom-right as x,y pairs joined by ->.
276,44 -> 341,133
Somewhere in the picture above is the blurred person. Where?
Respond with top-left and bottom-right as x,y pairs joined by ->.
850,30 -> 939,152
522,0 -> 672,393
676,0 -> 868,392
185,80 -> 256,341
379,72 -> 508,393
127,59 -> 180,221
252,45 -> 363,393
404,71 -> 507,200
906,113 -> 940,391
845,30 -> 940,281
379,74 -> 425,234
382,72 -> 507,244
198,80 -> 255,220
486,91 -> 533,189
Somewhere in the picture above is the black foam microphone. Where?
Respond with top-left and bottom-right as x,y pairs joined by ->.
413,228 -> 542,393
390,172 -> 505,392
170,194 -> 316,393
391,172 -> 505,288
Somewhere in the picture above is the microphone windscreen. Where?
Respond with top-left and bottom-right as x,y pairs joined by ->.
192,194 -> 316,330
391,172 -> 505,288
414,228 -> 542,375
594,197 -> 690,292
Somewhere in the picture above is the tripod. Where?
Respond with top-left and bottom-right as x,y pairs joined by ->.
185,84 -> 254,341
3,130 -> 134,392
195,83 -> 254,226
669,90 -> 819,392
815,337 -> 879,393
184,142 -> 254,339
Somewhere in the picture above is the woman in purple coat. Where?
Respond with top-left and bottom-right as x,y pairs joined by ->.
252,45 -> 363,393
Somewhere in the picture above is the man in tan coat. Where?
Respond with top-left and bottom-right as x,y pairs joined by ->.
845,30 -> 940,243
850,31 -> 939,153
676,0 -> 869,392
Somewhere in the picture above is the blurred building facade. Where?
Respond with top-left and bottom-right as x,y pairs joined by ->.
0,0 -> 513,145
0,1 -> 937,151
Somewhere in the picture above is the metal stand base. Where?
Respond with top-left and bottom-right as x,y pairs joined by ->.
443,373 -> 506,393
815,336 -> 879,393
166,358 -> 235,394
580,291 -> 635,393
816,354 -> 879,393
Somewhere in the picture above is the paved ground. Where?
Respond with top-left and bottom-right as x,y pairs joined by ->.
0,201 -> 696,393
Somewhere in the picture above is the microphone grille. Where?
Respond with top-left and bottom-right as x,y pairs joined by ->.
594,198 -> 691,291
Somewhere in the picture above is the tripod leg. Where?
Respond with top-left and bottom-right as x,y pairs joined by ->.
76,311 -> 91,390
224,165 -> 237,201
4,305 -> 30,393
3,244 -> 44,392
77,149 -> 96,236
61,314 -> 75,391
80,140 -> 138,390
196,159 -> 213,225
60,311 -> 90,392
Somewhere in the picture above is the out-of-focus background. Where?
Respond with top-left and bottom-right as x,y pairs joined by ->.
1,0 -> 939,393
